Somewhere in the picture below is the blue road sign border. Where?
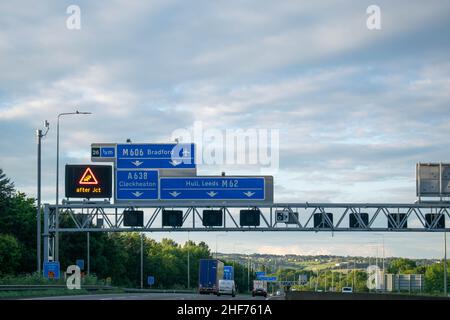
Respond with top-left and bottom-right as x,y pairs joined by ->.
159,176 -> 266,201
116,143 -> 196,169
115,169 -> 159,201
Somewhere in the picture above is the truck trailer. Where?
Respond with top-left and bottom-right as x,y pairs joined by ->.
198,259 -> 224,294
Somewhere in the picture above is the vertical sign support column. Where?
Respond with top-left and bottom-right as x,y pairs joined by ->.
43,204 -> 50,264
247,255 -> 250,292
445,230 -> 447,296
187,231 -> 190,289
36,129 -> 42,273
141,233 -> 144,289
87,232 -> 90,275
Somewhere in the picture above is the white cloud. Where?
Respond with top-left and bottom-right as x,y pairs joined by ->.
1,0 -> 450,258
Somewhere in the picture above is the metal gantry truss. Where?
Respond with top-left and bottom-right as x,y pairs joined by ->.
42,202 -> 450,262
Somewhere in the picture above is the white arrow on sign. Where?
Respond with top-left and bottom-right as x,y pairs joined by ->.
206,191 -> 218,197
169,191 -> 181,197
244,191 -> 255,197
131,160 -> 144,167
132,191 -> 143,197
169,160 -> 181,167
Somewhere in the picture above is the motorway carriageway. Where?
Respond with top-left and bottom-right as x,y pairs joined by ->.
24,292 -> 282,300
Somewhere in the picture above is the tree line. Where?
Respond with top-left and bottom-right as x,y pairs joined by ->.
277,257 -> 450,294
0,169 -> 254,291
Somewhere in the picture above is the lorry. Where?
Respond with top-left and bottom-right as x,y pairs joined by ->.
198,259 -> 224,295
252,280 -> 268,297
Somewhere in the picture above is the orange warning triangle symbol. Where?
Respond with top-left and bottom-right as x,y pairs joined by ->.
79,167 -> 99,185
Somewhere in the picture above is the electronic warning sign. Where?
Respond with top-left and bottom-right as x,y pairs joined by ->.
65,165 -> 112,198
79,167 -> 99,185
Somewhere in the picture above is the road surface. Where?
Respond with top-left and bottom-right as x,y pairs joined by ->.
25,292 -> 282,300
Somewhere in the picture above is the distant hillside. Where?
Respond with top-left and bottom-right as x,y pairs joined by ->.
216,253 -> 438,273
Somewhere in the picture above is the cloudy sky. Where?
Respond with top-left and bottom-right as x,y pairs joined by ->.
1,1 -> 450,258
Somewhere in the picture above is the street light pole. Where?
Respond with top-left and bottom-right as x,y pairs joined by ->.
373,233 -> 386,291
36,121 -> 49,273
187,232 -> 190,289
87,232 -> 90,275
55,111 -> 91,262
444,231 -> 447,296
248,256 -> 251,290
141,233 -> 144,289
331,271 -> 334,292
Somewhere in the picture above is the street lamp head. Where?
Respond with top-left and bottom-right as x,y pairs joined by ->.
76,111 -> 92,115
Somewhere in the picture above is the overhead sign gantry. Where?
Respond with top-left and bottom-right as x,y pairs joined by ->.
86,142 -> 274,205
42,142 -> 450,265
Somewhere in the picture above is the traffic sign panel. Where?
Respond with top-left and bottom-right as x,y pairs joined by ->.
256,271 -> 266,279
65,165 -> 112,198
116,143 -> 195,169
160,177 -> 265,200
116,170 -> 158,201
43,261 -> 60,280
76,259 -> 85,270
259,276 -> 277,282
91,144 -> 116,162
101,147 -> 115,158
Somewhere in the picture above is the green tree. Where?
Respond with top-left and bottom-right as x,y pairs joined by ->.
0,169 -> 37,273
0,168 -> 14,201
0,234 -> 21,275
424,261 -> 450,293
387,258 -> 417,274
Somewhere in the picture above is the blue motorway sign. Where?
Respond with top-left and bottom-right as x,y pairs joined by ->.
224,266 -> 234,280
91,145 -> 115,159
76,259 -> 85,270
259,276 -> 277,282
160,177 -> 265,200
256,271 -> 266,279
101,147 -> 115,157
43,261 -> 60,280
117,143 -> 195,169
116,170 -> 158,201
147,276 -> 155,286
